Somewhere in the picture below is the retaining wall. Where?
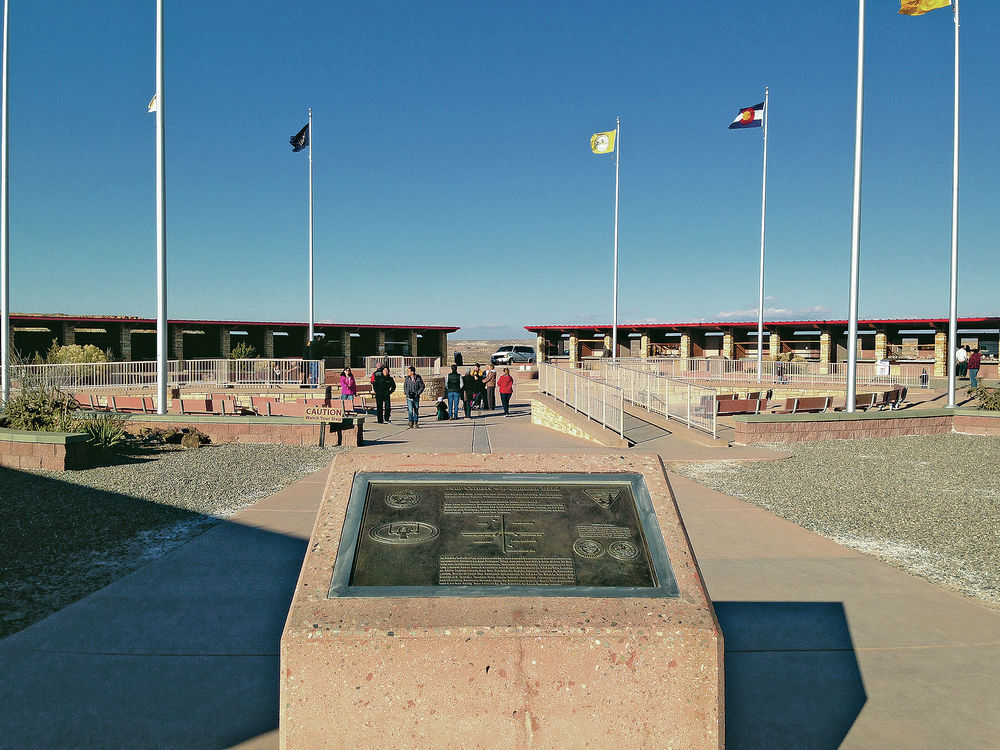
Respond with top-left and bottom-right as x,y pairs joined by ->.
123,415 -> 364,447
0,429 -> 91,471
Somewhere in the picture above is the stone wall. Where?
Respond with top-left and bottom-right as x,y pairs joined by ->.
0,430 -> 91,470
735,412 -> 953,445
953,413 -> 1000,437
124,418 -> 363,447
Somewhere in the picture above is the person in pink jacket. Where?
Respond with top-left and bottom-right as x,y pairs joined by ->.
339,367 -> 357,404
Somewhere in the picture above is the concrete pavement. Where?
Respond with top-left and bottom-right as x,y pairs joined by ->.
1,389 -> 998,748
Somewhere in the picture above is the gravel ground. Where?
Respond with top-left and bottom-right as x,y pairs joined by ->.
670,433 -> 1000,608
1,443 -> 339,639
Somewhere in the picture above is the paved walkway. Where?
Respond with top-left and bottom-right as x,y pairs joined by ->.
1,388 -> 998,748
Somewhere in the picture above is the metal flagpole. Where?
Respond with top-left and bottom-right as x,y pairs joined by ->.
846,0 -> 865,413
0,0 -> 9,407
756,87 -> 769,383
946,0 -> 959,408
308,107 -> 314,343
155,0 -> 167,414
612,116 -> 620,362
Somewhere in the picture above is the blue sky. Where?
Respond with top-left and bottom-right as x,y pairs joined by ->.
5,1 -> 997,339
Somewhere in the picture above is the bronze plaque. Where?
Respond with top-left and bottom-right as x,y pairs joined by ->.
329,473 -> 678,598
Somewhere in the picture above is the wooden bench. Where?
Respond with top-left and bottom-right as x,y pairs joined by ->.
110,396 -> 155,413
875,386 -> 908,411
175,398 -> 224,416
836,393 -> 877,412
772,396 -> 831,414
716,398 -> 767,416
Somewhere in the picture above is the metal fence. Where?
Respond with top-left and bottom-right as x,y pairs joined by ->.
537,363 -> 624,439
10,358 -> 322,391
577,360 -> 718,438
363,356 -> 442,378
598,357 -> 919,388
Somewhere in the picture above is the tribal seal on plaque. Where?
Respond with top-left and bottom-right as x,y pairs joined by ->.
385,490 -> 420,509
572,538 -> 605,559
369,521 -> 439,545
607,540 -> 640,561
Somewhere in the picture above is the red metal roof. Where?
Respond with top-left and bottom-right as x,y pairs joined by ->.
526,317 -> 997,332
12,312 -> 459,332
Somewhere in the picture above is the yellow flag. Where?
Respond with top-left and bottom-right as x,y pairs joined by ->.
899,0 -> 950,16
590,130 -> 616,155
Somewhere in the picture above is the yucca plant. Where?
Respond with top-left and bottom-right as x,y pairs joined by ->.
77,411 -> 132,449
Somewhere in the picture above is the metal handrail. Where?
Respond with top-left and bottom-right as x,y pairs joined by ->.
9,358 -> 322,390
537,362 -> 624,439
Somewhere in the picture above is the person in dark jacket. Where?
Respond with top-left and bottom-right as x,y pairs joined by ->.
372,367 -> 396,423
445,364 -> 462,420
435,396 -> 449,420
403,366 -> 425,428
461,369 -> 477,419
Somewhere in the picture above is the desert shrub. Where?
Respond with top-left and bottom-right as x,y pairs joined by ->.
1,384 -> 78,431
972,386 -> 1000,411
77,411 -> 132,449
45,340 -> 109,364
229,342 -> 258,359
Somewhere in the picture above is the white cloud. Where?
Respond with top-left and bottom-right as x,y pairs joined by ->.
715,304 -> 831,321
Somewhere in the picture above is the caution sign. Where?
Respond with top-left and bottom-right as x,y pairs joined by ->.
303,404 -> 345,422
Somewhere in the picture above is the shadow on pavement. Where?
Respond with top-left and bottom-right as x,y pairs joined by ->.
716,601 -> 867,750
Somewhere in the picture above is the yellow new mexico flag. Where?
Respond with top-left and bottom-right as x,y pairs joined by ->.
591,130 -> 616,154
899,0 -> 950,16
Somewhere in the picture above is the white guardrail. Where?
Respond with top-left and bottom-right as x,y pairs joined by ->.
363,356 -> 442,378
10,358 -> 323,390
592,357 -> 919,388
575,361 -> 718,439
538,362 -> 624,439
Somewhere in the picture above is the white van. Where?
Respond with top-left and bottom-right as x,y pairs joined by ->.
490,345 -> 536,365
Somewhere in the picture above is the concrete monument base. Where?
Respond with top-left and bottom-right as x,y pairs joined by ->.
280,453 -> 723,748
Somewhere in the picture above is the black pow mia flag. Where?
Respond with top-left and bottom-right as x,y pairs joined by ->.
290,123 -> 309,152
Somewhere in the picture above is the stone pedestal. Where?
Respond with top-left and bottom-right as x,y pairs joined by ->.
280,453 -> 723,749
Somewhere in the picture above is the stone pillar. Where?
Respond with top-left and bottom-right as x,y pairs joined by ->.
568,335 -> 578,364
874,330 -> 888,361
220,328 -> 232,359
640,334 -> 650,359
263,328 -> 275,358
536,335 -> 546,363
409,331 -> 419,357
934,330 -> 948,377
62,322 -> 75,347
343,330 -> 353,366
818,331 -> 832,375
119,327 -> 132,361
170,325 -> 184,360
439,332 -> 448,364
680,334 -> 691,359
603,334 -> 612,358
721,330 -> 735,360
377,329 -> 387,355
768,333 -> 780,359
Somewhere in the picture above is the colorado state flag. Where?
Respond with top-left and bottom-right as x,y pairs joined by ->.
729,102 -> 764,129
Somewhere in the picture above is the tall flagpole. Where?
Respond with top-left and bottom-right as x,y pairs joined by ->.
0,0 -> 9,406
308,108 -> 314,343
846,0 -> 865,413
756,87 -> 769,383
946,0 -> 959,408
611,116 -> 620,361
155,0 -> 167,414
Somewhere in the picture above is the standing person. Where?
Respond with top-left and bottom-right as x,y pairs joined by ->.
956,344 -> 969,378
446,364 -> 462,420
373,366 -> 396,423
403,366 -> 425,428
967,348 -> 982,389
461,369 -> 477,419
498,367 -> 514,416
470,363 -> 484,409
339,367 -> 357,406
482,363 -> 497,410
